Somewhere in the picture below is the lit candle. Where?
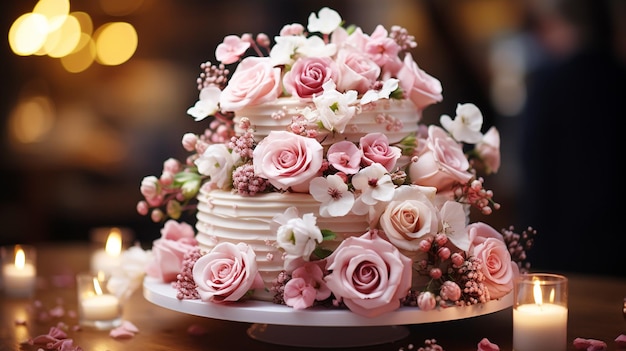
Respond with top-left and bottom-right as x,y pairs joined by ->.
90,228 -> 122,275
2,245 -> 36,298
513,274 -> 568,351
77,274 -> 122,329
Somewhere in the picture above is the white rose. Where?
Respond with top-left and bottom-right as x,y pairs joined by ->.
195,144 -> 240,189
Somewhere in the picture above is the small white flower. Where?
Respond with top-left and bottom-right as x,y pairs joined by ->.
270,35 -> 307,66
309,174 -> 355,217
351,163 -> 395,215
439,201 -> 469,251
272,207 -> 323,267
297,36 -> 337,58
312,80 -> 357,133
195,144 -> 241,189
307,7 -> 342,34
440,103 -> 484,143
186,86 -> 222,121
361,78 -> 399,105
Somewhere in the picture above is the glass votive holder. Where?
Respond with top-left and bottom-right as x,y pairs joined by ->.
76,273 -> 123,330
1,245 -> 37,298
513,273 -> 568,351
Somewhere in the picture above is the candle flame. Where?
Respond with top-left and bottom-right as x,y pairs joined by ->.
92,277 -> 104,296
105,228 -> 122,256
14,246 -> 26,270
533,279 -> 543,306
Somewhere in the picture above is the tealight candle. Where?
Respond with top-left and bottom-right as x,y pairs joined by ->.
90,228 -> 123,275
77,273 -> 122,329
513,273 -> 568,351
1,245 -> 36,298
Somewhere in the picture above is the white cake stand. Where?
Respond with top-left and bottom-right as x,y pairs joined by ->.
143,277 -> 513,347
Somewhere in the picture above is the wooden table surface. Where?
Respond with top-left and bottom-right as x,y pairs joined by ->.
1,242 -> 625,351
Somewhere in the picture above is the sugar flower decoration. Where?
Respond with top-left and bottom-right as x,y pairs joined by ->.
440,103 -> 484,143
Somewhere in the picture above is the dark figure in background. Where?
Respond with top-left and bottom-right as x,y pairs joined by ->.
519,0 -> 626,277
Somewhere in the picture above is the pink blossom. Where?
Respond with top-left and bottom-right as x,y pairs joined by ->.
219,56 -> 281,111
439,281 -> 461,302
396,52 -> 443,109
140,176 -> 159,200
324,230 -> 412,317
282,56 -> 339,98
283,277 -> 317,309
146,220 -> 197,282
475,126 -> 501,174
409,125 -> 473,192
215,35 -> 251,65
468,222 -> 519,299
252,131 -> 323,192
359,132 -> 401,171
279,23 -> 305,36
364,25 -> 400,68
477,338 -> 500,351
327,140 -> 362,174
335,48 -> 380,94
192,242 -> 264,303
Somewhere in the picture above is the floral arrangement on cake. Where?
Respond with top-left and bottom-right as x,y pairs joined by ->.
126,7 -> 536,318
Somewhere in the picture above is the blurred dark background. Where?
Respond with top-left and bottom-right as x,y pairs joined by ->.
1,0 -> 624,277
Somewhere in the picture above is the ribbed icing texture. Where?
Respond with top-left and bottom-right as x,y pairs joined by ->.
196,189 -> 370,301
234,98 -> 421,145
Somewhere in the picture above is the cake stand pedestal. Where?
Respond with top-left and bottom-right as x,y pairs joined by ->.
143,277 -> 512,348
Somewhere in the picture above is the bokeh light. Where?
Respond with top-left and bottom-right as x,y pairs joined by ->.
94,22 -> 138,66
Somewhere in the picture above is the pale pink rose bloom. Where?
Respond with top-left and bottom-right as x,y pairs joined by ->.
219,56 -> 282,111
192,242 -> 264,303
378,185 -> 440,251
364,25 -> 400,68
284,261 -> 330,309
360,133 -> 401,172
477,338 -> 501,351
146,220 -> 197,282
283,56 -> 339,98
327,140 -> 362,174
467,222 -> 519,299
396,52 -> 443,110
324,230 -> 412,318
215,35 -> 251,65
252,131 -> 323,192
335,48 -> 380,94
475,126 -> 501,174
409,125 -> 473,192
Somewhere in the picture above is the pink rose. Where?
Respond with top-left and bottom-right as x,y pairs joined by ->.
283,261 -> 331,309
364,25 -> 400,68
324,230 -> 412,317
146,220 -> 198,282
467,222 -> 519,299
252,131 -> 323,192
327,140 -> 362,174
282,56 -> 339,98
396,52 -> 443,110
219,56 -> 281,111
475,126 -> 501,174
360,133 -> 401,171
192,242 -> 264,303
378,185 -> 440,251
409,125 -> 473,192
335,48 -> 380,95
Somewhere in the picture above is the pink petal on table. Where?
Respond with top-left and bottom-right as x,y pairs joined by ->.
109,327 -> 135,339
120,320 -> 139,333
616,334 -> 626,347
573,337 -> 607,351
187,324 -> 208,336
477,337 -> 500,351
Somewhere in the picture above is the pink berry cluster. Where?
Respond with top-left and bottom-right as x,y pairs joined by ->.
173,247 -> 203,300
501,225 -> 537,273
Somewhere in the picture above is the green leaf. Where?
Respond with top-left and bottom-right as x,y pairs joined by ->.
321,229 -> 336,241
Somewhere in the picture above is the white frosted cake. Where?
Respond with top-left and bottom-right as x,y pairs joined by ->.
136,7 -> 534,318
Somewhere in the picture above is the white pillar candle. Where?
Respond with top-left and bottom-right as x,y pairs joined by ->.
1,245 -> 36,298
513,303 -> 568,351
90,228 -> 122,275
513,273 -> 568,351
80,294 -> 121,321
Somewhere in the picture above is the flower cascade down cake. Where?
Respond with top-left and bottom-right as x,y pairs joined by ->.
135,7 -> 536,318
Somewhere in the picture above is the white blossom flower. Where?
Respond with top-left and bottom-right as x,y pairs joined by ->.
186,86 -> 222,121
312,80 -> 357,133
296,36 -> 337,58
351,163 -> 395,215
309,174 -> 355,217
270,35 -> 307,66
195,144 -> 241,189
307,7 -> 342,34
440,103 -> 484,143
271,207 -> 323,268
360,78 -> 399,105
439,200 -> 470,251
